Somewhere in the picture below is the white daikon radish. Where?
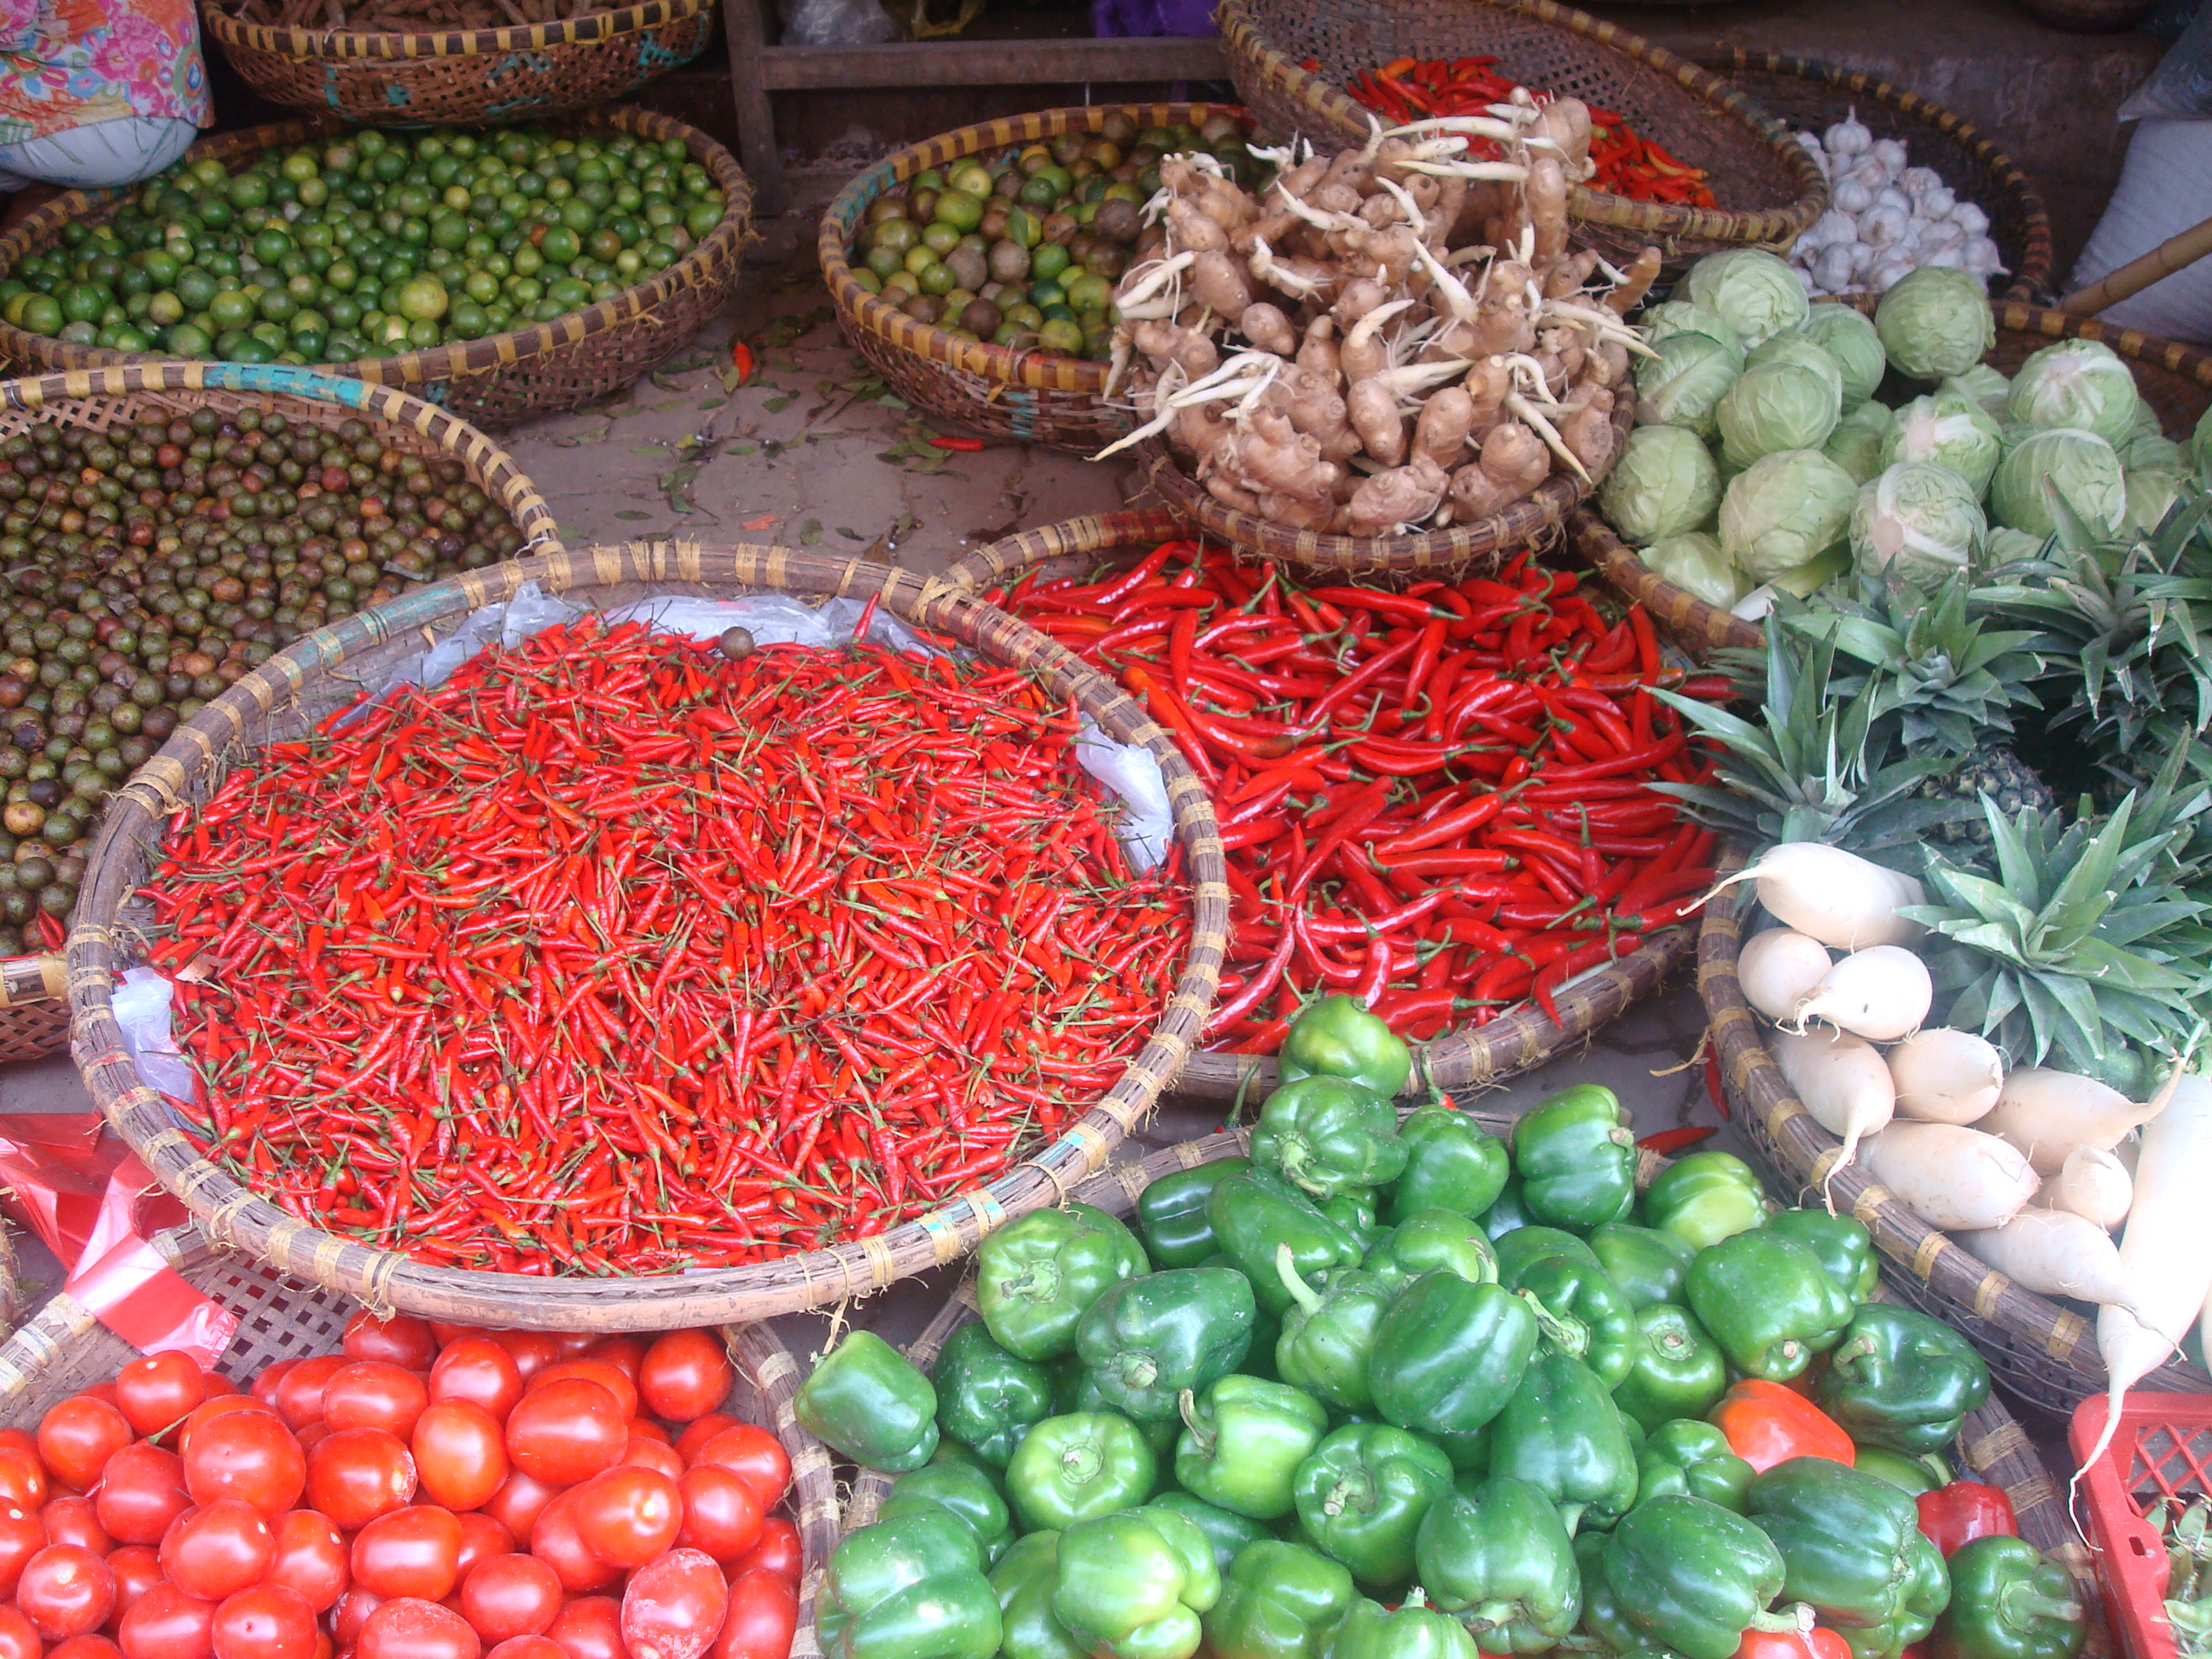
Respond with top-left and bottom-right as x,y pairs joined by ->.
1958,1208 -> 2140,1311
2046,1144 -> 2133,1230
1860,1122 -> 2040,1231
1792,945 -> 1932,1042
1887,1028 -> 2004,1124
1982,1066 -> 2166,1175
2114,1135 -> 2140,1176
1708,842 -> 1925,952
2087,1074 -> 2212,1471
1773,1026 -> 1895,1190
1738,928 -> 1832,1022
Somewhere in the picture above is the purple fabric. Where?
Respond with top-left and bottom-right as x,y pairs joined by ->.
1093,0 -> 1215,38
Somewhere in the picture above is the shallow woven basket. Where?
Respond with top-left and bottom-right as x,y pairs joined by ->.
1568,301 -> 2212,664
1697,51 -> 2052,306
201,0 -> 715,126
946,507 -> 1694,1100
1215,0 -> 1828,272
67,543 -> 1231,1330
1701,852 -> 2212,1418
820,104 -> 1251,457
0,106 -> 753,428
0,359 -> 560,1062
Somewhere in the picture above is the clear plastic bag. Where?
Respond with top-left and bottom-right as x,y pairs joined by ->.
2122,3 -> 2212,120
778,0 -> 899,45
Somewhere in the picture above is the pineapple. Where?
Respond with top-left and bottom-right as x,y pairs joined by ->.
1915,746 -> 2060,847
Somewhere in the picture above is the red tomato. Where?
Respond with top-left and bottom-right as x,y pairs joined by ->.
426,1325 -> 483,1348
672,1417 -> 736,1466
322,1367 -> 429,1442
411,1404 -> 506,1515
477,1472 -> 559,1545
626,1420 -> 672,1447
201,1375 -> 242,1400
265,1511 -> 347,1611
351,1508 -> 463,1602
484,1639 -> 563,1659
524,1494 -> 614,1595
65,1482 -> 135,1551
182,1400 -> 280,1457
688,1428 -> 788,1513
0,1443 -> 49,1512
119,1582 -> 215,1659
491,1336 -> 560,1388
709,1570 -> 795,1659
358,1598 -> 481,1659
504,1383 -> 624,1488
579,1342 -> 644,1385
568,1466 -> 679,1569
0,1505 -> 46,1594
331,1588 -> 384,1646
342,1317 -> 439,1372
250,1365 -> 295,1412
81,1383 -> 120,1407
38,1397 -> 133,1491
452,1514 -> 511,1580
457,1556 -> 560,1644
730,1518 -> 799,1586
49,1634 -> 124,1659
116,1355 -> 210,1441
306,1428 -> 417,1530
106,1544 -> 162,1613
0,1604 -> 38,1659
673,1467 -> 762,1566
620,1548 -> 727,1659
271,1359 -> 346,1433
541,1598 -> 620,1659
521,1366 -> 635,1426
637,1335 -> 731,1427
18,1543 -> 117,1639
161,1499 -> 276,1601
185,1409 -> 306,1518
428,1347 -> 522,1426
211,1585 -> 317,1659
548,1337 -> 597,1362
294,1423 -> 331,1455
620,1440 -> 684,1482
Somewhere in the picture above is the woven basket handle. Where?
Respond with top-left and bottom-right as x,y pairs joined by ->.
2059,212 -> 2212,315
0,954 -> 61,1007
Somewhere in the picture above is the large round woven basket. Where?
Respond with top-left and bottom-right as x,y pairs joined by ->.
1214,0 -> 1828,272
820,104 -> 1250,457
946,508 -> 1695,1101
0,359 -> 562,1063
0,107 -> 753,428
200,0 -> 716,126
1701,853 -> 2212,1417
67,542 -> 1230,1330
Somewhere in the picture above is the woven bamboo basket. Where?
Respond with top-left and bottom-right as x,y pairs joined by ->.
1702,852 -> 2212,1417
820,104 -> 1254,457
1214,0 -> 1828,272
67,542 -> 1231,1330
822,1127 -> 2099,1653
0,107 -> 752,428
0,1223 -> 840,1638
946,508 -> 1694,1101
200,0 -> 716,127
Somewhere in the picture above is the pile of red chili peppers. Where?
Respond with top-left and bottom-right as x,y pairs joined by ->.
1341,55 -> 1721,209
141,618 -> 1189,1274
998,542 -> 1726,1055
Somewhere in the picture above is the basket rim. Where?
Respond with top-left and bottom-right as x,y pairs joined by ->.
0,105 -> 754,394
67,543 -> 1231,1330
199,0 -> 711,60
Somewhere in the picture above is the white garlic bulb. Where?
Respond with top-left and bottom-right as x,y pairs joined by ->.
1833,177 -> 1875,216
1922,183 -> 1958,218
1869,253 -> 1916,291
1850,240 -> 1879,277
1824,109 -> 1873,156
1807,208 -> 1857,248
1848,158 -> 1889,193
1923,242 -> 1966,269
1862,202 -> 1910,247
1794,264 -> 1819,296
1793,131 -> 1831,178
1874,186 -> 1913,218
1870,137 -> 1910,178
1813,242 -> 1860,294
1899,166 -> 1943,197
1952,201 -> 1991,237
1965,236 -> 2010,276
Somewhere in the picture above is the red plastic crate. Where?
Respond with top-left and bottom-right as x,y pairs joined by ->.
2070,1393 -> 2212,1659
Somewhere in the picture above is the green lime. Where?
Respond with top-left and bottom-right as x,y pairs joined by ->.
166,322 -> 212,355
1030,242 -> 1070,283
226,173 -> 268,210
257,288 -> 296,323
921,221 -> 961,257
539,226 -> 580,265
207,289 -> 253,329
58,285 -> 108,324
395,274 -> 448,322
917,261 -> 957,298
223,332 -> 275,363
15,294 -> 58,335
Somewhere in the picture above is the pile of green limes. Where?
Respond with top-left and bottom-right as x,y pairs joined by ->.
0,125 -> 730,365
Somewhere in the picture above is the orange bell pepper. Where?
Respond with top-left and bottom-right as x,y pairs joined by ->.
1710,1378 -> 1855,1472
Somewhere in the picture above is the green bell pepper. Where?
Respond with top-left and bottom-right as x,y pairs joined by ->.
1601,1494 -> 1803,1659
1766,1208 -> 1879,1303
1852,1448 -> 1946,1496
1928,1536 -> 2082,1659
1276,1249 -> 1392,1412
1574,1528 -> 1644,1655
1291,1422 -> 1454,1587
1747,1455 -> 1934,1630
1590,1223 -> 1697,1309
818,1511 -> 1002,1659
1004,1411 -> 1157,1531
978,1202 -> 1150,1361
932,1323 -> 1054,1469
1067,1366 -> 1179,1453
991,1532 -> 1085,1659
797,1330 -> 940,1473
1640,1152 -> 1767,1251
1077,1265 -> 1257,1423
1636,1420 -> 1755,1512
1138,1157 -> 1250,1269
1494,1225 -> 1601,1283
1209,1166 -> 1371,1317
1147,1490 -> 1266,1575
1052,1505 -> 1221,1659
1330,1592 -> 1481,1659
1511,1086 -> 1637,1231
878,1460 -> 1012,1567
1277,992 -> 1412,1098
1817,1304 -> 1991,1456
1500,1249 -> 1637,1388
1202,1539 -> 1358,1659
1388,1105 -> 1510,1225
1838,1531 -> 1953,1659
1481,1175 -> 1537,1242
1323,1191 -> 1383,1248
1685,1231 -> 1854,1382
1175,1374 -> 1330,1520
1415,1476 -> 1581,1652
1485,1348 -> 1639,1535
1252,1076 -> 1411,1199
1364,1209 -> 1498,1289
1613,1304 -> 1729,1431
1367,1272 -> 1540,1458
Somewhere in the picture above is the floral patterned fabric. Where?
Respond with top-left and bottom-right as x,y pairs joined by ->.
0,0 -> 211,149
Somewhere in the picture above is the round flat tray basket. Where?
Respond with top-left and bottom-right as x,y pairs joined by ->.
946,507 -> 1693,1100
68,543 -> 1229,1330
199,0 -> 717,126
0,106 -> 753,428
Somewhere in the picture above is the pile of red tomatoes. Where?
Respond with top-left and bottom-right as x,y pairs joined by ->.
0,1316 -> 801,1659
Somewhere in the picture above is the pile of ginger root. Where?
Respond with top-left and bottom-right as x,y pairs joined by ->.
1099,95 -> 1662,539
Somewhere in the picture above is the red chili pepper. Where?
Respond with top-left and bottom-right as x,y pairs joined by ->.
1637,1126 -> 1719,1154
928,435 -> 986,451
729,341 -> 754,384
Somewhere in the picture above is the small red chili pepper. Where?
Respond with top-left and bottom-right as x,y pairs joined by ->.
928,435 -> 986,451
729,340 -> 754,383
